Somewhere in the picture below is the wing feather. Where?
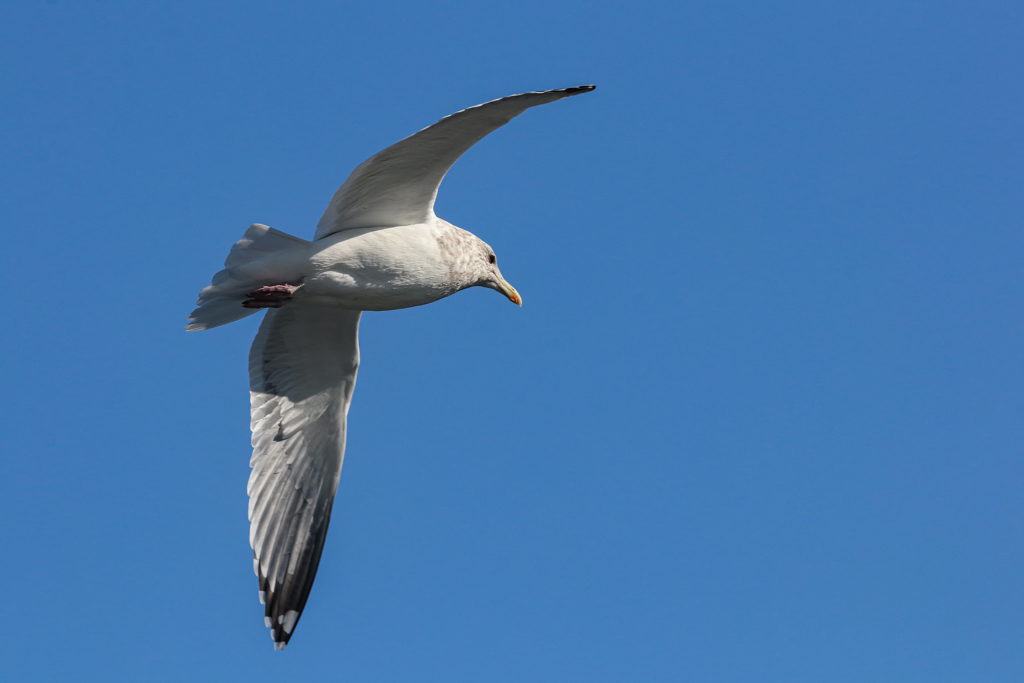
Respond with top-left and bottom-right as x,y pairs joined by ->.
313,85 -> 595,239
247,303 -> 361,650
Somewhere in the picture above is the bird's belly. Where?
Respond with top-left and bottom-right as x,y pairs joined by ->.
299,270 -> 451,311
298,224 -> 455,311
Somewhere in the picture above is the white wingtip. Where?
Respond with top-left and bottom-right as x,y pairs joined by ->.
282,610 -> 299,634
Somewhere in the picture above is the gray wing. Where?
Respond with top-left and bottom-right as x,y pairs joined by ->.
313,85 -> 596,240
247,303 -> 361,651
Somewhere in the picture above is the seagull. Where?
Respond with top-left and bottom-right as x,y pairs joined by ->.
187,85 -> 595,650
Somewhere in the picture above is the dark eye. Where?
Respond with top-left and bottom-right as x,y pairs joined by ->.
488,254 -> 496,264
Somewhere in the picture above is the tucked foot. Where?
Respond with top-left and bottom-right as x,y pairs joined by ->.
243,284 -> 300,309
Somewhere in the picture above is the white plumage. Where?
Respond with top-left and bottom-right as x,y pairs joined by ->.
188,85 -> 595,650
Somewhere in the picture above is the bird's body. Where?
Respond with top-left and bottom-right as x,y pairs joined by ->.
217,219 -> 490,312
302,219 -> 494,310
189,85 -> 594,650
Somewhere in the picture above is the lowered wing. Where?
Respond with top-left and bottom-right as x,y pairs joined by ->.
247,303 -> 361,650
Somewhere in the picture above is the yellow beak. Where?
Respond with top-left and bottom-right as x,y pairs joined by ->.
495,277 -> 522,306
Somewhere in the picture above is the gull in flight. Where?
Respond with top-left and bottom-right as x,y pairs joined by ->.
188,85 -> 595,650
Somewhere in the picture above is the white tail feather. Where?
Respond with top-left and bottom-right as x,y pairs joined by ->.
187,224 -> 310,332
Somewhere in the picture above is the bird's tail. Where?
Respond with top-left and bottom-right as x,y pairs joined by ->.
187,224 -> 311,331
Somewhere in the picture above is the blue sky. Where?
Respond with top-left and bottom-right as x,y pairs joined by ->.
2,0 -> 1022,680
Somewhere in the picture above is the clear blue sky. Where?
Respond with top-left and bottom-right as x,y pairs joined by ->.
2,1 -> 1022,680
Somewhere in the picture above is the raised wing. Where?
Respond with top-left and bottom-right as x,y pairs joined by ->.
313,85 -> 596,240
247,303 -> 361,650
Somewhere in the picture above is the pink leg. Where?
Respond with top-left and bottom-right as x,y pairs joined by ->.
243,284 -> 299,309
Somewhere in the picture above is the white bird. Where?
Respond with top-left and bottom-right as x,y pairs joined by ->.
188,85 -> 595,650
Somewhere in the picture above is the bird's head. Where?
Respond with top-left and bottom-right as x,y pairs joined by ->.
440,221 -> 521,306
468,236 -> 521,306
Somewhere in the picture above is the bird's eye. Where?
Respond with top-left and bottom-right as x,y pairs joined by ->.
488,254 -> 496,264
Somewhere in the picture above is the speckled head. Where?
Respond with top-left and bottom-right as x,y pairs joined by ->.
435,219 -> 522,305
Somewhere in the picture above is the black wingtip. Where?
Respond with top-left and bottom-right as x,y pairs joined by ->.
566,84 -> 596,94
